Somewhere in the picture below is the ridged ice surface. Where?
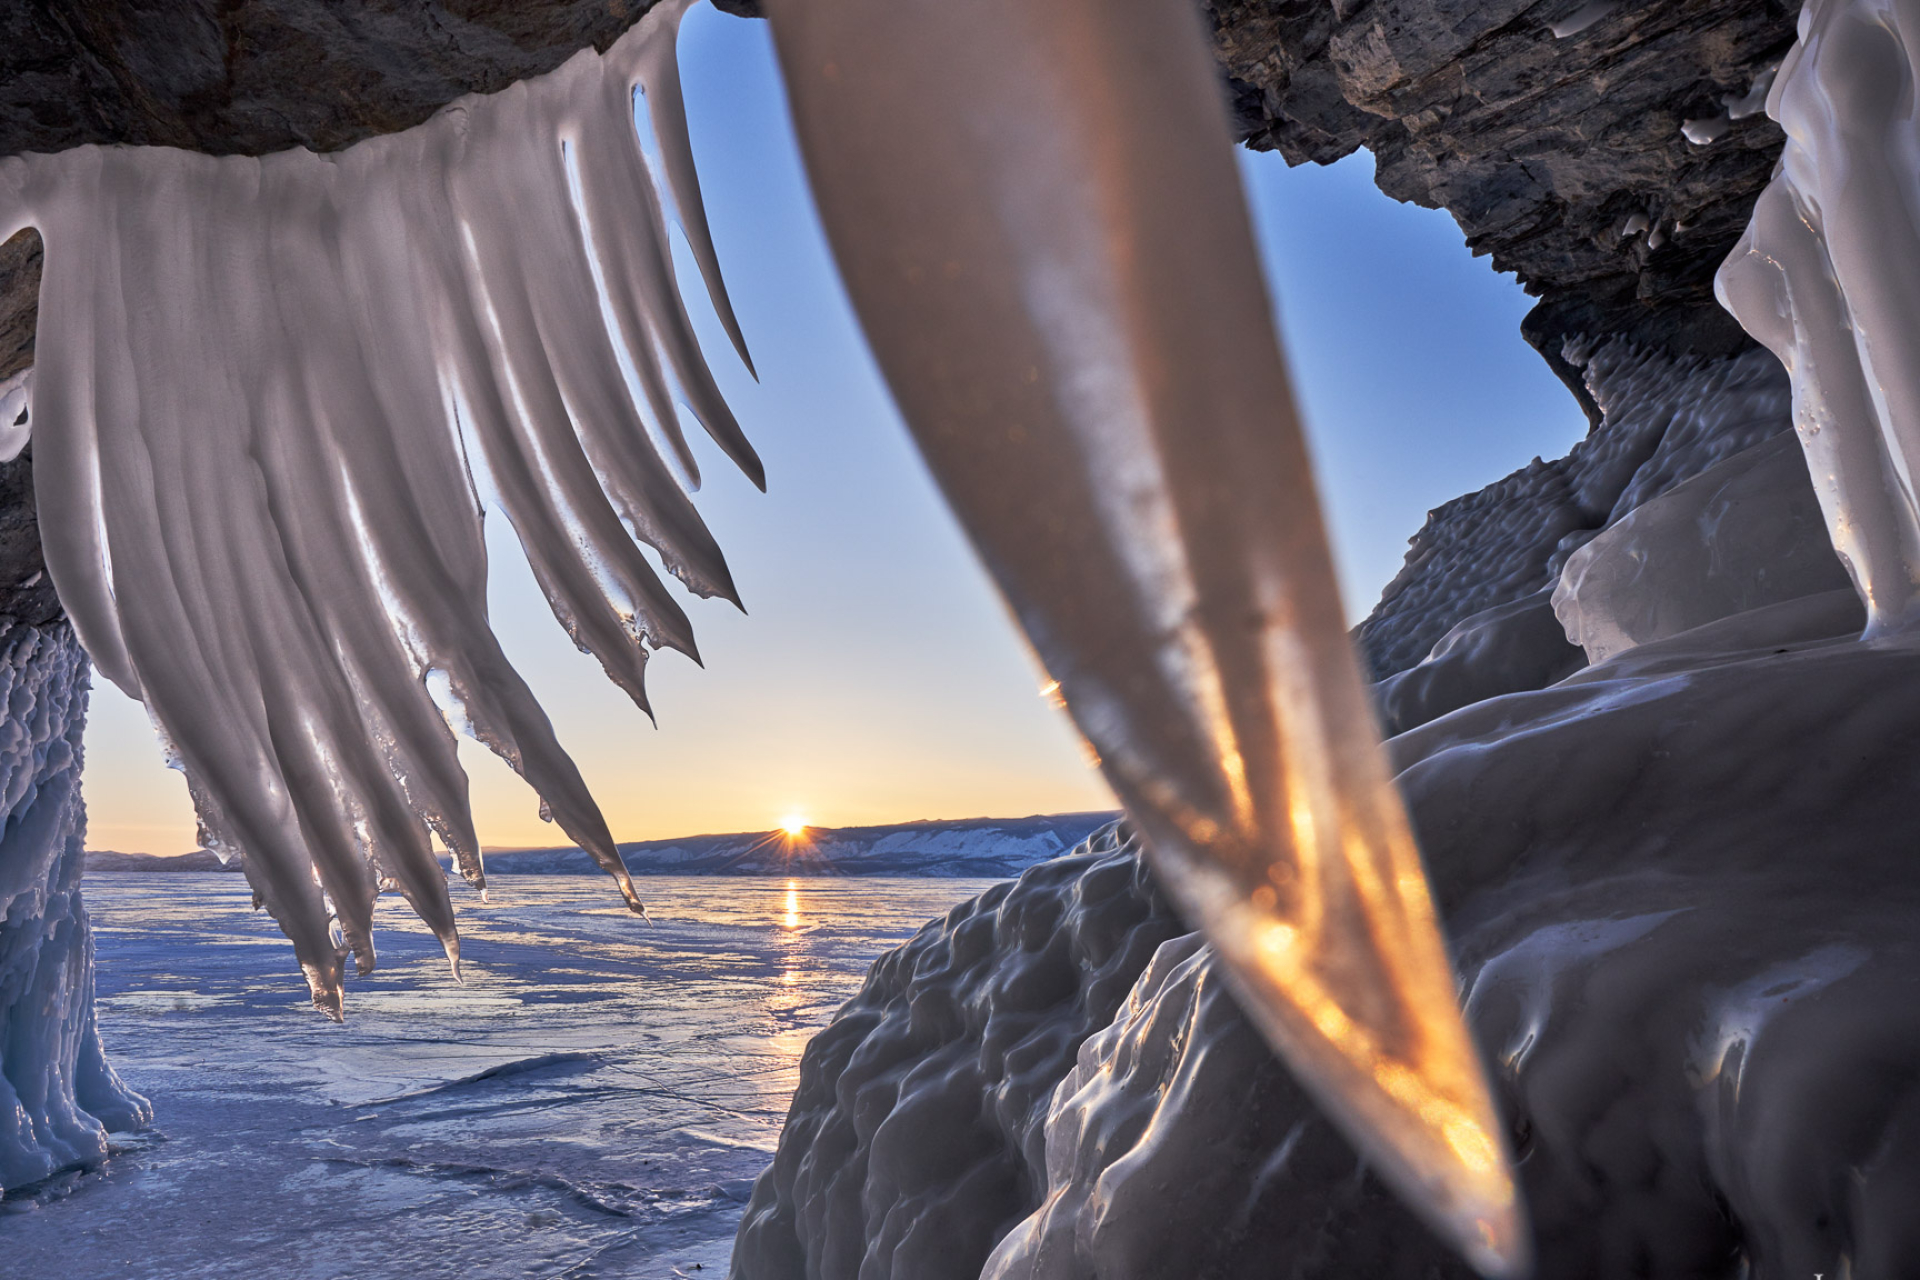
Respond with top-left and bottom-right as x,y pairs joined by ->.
0,621 -> 149,1190
729,823 -> 1188,1280
6,874 -> 991,1277
0,0 -> 758,1017
1355,342 -> 1793,681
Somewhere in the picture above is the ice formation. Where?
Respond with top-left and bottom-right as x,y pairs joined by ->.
730,823 -> 1188,1280
0,620 -> 149,1188
1717,0 -> 1920,634
1357,342 -> 1794,682
764,0 -> 1520,1265
0,0 -> 759,1018
1553,432 -> 1850,662
743,596 -> 1920,1276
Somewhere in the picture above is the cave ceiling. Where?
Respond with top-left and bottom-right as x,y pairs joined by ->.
0,0 -> 1796,434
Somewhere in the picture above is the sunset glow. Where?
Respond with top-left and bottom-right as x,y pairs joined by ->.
783,817 -> 809,838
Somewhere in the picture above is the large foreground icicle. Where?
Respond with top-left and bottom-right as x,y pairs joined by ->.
763,0 -> 1525,1271
0,0 -> 759,1019
1717,0 -> 1920,633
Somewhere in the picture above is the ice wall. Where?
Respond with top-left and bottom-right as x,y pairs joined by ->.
1717,0 -> 1920,634
0,0 -> 757,1017
0,620 -> 149,1190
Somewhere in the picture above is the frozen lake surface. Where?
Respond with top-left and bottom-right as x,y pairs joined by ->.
3,873 -> 995,1279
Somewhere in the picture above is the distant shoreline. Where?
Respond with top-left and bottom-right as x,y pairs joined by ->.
85,810 -> 1121,879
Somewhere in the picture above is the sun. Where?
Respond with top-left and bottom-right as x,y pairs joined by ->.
781,815 -> 809,838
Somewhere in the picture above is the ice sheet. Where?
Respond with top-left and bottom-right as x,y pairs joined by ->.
2,873 -> 992,1279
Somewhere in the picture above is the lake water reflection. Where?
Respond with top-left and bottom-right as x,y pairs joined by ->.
4,873 -> 995,1279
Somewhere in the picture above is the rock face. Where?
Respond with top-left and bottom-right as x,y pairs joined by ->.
1210,0 -> 1799,394
0,620 -> 148,1190
0,0 -> 685,159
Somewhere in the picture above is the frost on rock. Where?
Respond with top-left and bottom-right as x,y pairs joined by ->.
0,0 -> 758,1017
1355,342 -> 1793,682
0,621 -> 149,1191
728,823 -> 1188,1280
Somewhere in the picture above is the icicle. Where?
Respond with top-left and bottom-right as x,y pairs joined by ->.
1717,0 -> 1920,634
763,0 -> 1526,1271
0,0 -> 756,1018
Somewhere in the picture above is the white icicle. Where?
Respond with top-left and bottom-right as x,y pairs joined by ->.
1718,0 -> 1920,635
0,0 -> 757,1018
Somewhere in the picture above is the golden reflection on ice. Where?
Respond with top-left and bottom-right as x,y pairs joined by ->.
767,0 -> 1528,1270
783,879 -> 802,932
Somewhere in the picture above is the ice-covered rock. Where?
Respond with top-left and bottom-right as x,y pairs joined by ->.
0,621 -> 148,1191
1357,343 -> 1793,679
981,933 -> 1459,1279
760,619 -> 1920,1279
1371,589 -> 1585,737
728,823 -> 1187,1280
1553,432 -> 1851,663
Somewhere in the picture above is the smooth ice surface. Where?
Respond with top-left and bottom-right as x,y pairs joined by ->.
0,622 -> 148,1191
766,0 -> 1521,1265
0,0 -> 758,1017
1553,432 -> 1850,662
1717,0 -> 1920,633
2,873 -> 989,1278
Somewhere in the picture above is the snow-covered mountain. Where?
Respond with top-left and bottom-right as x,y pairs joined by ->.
476,812 -> 1120,879
87,813 -> 1121,880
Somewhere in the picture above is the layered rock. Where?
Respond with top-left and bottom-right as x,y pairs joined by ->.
1210,0 -> 1798,391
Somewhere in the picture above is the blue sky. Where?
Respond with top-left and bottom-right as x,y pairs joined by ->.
80,4 -> 1587,854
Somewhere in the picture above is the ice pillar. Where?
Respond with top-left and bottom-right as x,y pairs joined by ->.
0,620 -> 149,1191
1718,0 -> 1920,632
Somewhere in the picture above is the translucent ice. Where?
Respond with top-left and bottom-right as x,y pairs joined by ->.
1718,0 -> 1920,634
0,0 -> 758,1019
764,0 -> 1523,1268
